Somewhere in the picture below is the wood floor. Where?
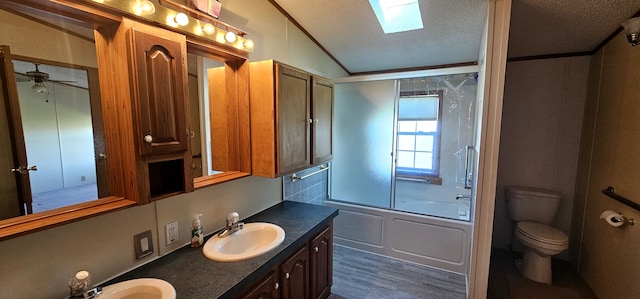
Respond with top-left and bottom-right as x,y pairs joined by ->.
330,245 -> 467,299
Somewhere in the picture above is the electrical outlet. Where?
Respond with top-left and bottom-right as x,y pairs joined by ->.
165,221 -> 178,245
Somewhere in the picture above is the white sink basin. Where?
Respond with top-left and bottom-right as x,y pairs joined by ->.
100,278 -> 176,299
203,222 -> 285,262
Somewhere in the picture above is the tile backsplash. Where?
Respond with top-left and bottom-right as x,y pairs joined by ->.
283,164 -> 329,205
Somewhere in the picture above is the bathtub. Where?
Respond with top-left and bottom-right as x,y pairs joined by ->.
394,199 -> 471,221
326,200 -> 472,274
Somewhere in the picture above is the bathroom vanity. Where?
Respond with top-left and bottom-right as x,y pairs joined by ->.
103,201 -> 338,298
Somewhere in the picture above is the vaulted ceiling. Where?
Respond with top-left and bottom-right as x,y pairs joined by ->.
273,0 -> 640,74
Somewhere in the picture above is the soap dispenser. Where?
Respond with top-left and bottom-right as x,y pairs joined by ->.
191,214 -> 204,247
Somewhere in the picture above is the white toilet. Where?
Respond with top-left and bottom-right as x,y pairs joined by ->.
505,185 -> 569,284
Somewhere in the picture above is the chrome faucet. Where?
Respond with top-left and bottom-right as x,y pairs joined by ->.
68,270 -> 102,299
217,212 -> 244,237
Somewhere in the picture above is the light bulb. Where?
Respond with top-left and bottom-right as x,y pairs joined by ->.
225,31 -> 237,43
132,0 -> 155,15
32,82 -> 48,94
622,17 -> 640,46
139,0 -> 155,15
202,23 -> 215,35
243,39 -> 254,49
174,13 -> 189,26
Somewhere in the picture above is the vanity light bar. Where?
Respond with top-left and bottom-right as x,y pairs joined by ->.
90,0 -> 254,53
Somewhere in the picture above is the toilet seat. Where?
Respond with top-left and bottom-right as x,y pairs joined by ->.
516,222 -> 568,248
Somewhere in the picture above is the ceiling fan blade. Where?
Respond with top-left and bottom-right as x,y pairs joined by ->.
14,72 -> 33,82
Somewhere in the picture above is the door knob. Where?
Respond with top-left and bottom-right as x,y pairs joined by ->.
11,165 -> 37,174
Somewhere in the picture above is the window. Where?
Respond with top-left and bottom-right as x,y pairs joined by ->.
396,91 -> 442,178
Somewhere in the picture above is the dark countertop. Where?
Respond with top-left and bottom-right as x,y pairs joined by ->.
103,201 -> 338,299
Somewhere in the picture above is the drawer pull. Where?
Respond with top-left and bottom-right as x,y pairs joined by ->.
144,135 -> 153,143
314,246 -> 319,253
274,282 -> 279,290
285,272 -> 290,279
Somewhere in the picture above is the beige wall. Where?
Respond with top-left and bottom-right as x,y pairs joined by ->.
0,9 -> 97,68
206,0 -> 348,78
0,1 -> 346,298
493,56 -> 590,259
572,32 -> 640,299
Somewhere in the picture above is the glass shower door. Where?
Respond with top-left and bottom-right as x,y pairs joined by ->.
330,80 -> 397,208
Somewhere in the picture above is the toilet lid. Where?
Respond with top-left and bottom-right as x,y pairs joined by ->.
517,222 -> 568,245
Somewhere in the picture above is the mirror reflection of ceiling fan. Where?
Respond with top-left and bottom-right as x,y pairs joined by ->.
14,63 -> 77,94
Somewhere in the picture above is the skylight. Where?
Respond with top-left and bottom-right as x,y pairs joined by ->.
369,0 -> 424,34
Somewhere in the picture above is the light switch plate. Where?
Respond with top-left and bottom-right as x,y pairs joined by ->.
166,221 -> 178,245
134,230 -> 153,259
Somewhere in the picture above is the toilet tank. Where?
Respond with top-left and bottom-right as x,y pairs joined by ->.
505,185 -> 562,225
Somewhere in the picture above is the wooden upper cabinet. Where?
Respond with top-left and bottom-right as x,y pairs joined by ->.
311,77 -> 333,164
277,65 -> 312,173
129,27 -> 188,156
250,60 -> 333,178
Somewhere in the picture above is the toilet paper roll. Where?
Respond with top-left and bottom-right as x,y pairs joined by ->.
600,210 -> 625,227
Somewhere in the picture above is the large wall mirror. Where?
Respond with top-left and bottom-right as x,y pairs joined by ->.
0,0 -> 252,239
0,6 -> 121,226
187,41 -> 251,188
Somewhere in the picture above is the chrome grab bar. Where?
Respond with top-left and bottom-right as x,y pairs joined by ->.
397,177 -> 433,184
291,165 -> 328,182
464,145 -> 474,189
602,186 -> 640,213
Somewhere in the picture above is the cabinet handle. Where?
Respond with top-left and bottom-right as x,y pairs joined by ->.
308,119 -> 313,124
144,135 -> 153,143
321,240 -> 327,245
285,272 -> 290,279
274,282 -> 279,290
314,246 -> 319,252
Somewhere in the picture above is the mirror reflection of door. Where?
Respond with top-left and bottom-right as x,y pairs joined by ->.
187,53 -> 226,178
0,46 -> 107,217
0,45 -> 31,219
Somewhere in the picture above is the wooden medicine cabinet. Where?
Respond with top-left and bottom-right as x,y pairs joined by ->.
250,60 -> 334,178
0,0 -> 251,240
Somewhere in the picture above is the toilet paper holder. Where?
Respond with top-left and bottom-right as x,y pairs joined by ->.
600,210 -> 635,226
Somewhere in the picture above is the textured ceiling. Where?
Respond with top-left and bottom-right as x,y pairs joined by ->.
273,0 -> 488,74
508,0 -> 640,58
274,0 -> 640,74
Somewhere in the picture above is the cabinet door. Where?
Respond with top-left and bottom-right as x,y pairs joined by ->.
277,64 -> 311,174
280,244 -> 310,299
243,270 -> 281,299
311,77 -> 333,164
310,224 -> 333,299
130,28 -> 188,155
